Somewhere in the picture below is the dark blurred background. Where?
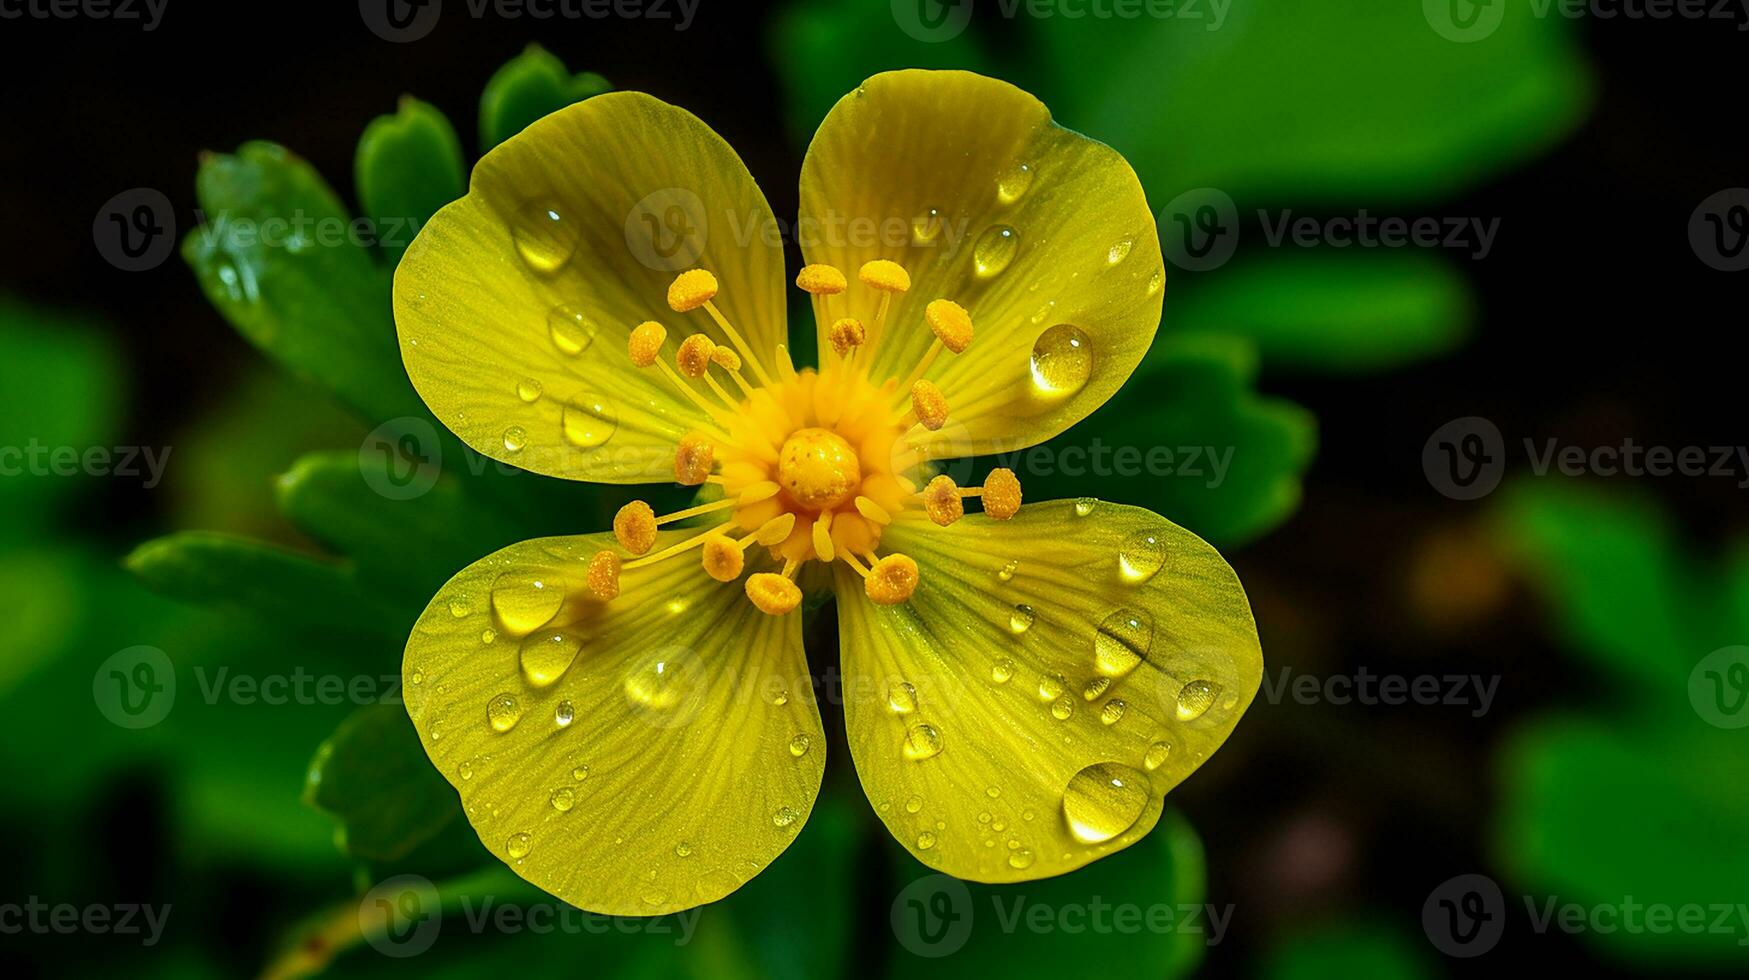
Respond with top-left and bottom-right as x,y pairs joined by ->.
2,0 -> 1746,977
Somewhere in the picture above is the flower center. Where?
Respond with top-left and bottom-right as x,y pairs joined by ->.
777,427 -> 862,510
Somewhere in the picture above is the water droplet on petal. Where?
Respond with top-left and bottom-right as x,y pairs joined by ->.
788,733 -> 812,758
516,378 -> 544,403
998,559 -> 1018,582
1107,236 -> 1134,265
572,764 -> 590,780
1029,324 -> 1093,397
519,629 -> 582,687
1101,699 -> 1128,725
448,596 -> 472,618
1008,847 -> 1036,869
1143,740 -> 1171,771
903,723 -> 944,761
501,425 -> 528,453
1062,762 -> 1150,844
507,832 -> 532,858
457,760 -> 474,780
1119,530 -> 1168,584
973,225 -> 1019,278
1147,268 -> 1166,295
490,570 -> 564,635
561,392 -> 618,448
887,681 -> 918,714
917,830 -> 937,850
675,841 -> 694,858
487,693 -> 523,733
550,787 -> 575,811
997,163 -> 1034,205
1038,673 -> 1065,701
513,205 -> 578,274
1094,608 -> 1154,678
905,795 -> 923,814
1176,679 -> 1219,721
554,700 -> 575,728
547,305 -> 598,355
992,659 -> 1015,684
772,806 -> 799,828
1083,676 -> 1110,701
1009,604 -> 1035,635
1050,695 -> 1075,721
625,657 -> 688,710
911,207 -> 943,245
1074,497 -> 1098,517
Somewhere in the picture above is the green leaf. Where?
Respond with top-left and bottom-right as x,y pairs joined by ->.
126,531 -> 397,643
1260,921 -> 1433,980
275,450 -> 528,607
479,45 -> 611,152
356,97 -> 466,264
305,702 -> 459,863
1493,482 -> 1695,702
1497,716 -> 1749,968
1032,0 -> 1592,202
1005,333 -> 1315,546
1172,252 -> 1472,374
183,140 -> 422,422
886,809 -> 1208,979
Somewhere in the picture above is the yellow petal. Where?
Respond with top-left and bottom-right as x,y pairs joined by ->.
404,531 -> 823,915
799,71 -> 1164,458
395,92 -> 788,483
832,499 -> 1259,881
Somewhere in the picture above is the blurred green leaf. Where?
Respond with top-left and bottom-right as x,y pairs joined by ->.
1032,0 -> 1591,202
1497,716 -> 1749,968
1173,252 -> 1471,373
183,141 -> 421,422
306,702 -> 458,863
356,96 -> 466,264
887,809 -> 1208,979
1260,920 -> 1433,980
0,297 -> 123,541
1014,334 -> 1315,545
479,45 -> 612,152
1494,482 -> 1694,702
126,531 -> 397,643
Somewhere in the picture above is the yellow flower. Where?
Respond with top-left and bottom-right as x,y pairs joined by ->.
394,70 -> 1262,916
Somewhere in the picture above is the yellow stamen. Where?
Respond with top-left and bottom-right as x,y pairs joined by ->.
854,495 -> 892,525
864,554 -> 919,605
674,434 -> 715,486
828,317 -> 866,358
922,475 -> 964,527
746,572 -> 801,615
982,468 -> 1022,520
811,512 -> 835,562
701,535 -> 745,582
924,298 -> 974,354
741,481 -> 780,504
655,496 -> 739,526
586,551 -> 621,601
781,558 -> 801,579
624,520 -> 736,570
676,334 -> 716,378
666,269 -> 718,312
628,320 -> 667,367
841,551 -> 870,577
858,260 -> 910,294
796,264 -> 848,295
700,300 -> 771,386
613,500 -> 657,555
755,512 -> 796,545
910,379 -> 948,431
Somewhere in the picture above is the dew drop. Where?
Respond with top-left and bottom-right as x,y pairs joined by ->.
1029,299 -> 1056,325
490,570 -> 564,635
911,207 -> 944,245
991,659 -> 1015,684
788,733 -> 812,758
1094,608 -> 1154,679
458,760 -> 474,781
675,841 -> 694,858
1143,740 -> 1171,771
507,832 -> 532,858
1029,324 -> 1093,397
905,795 -> 924,814
973,225 -> 1019,278
486,693 -> 523,733
448,596 -> 471,618
1074,497 -> 1098,517
1107,236 -> 1135,265
481,628 -> 497,645
554,700 -> 575,728
516,378 -> 544,403
903,723 -> 944,761
1008,847 -> 1036,870
1118,530 -> 1168,584
513,205 -> 578,274
1101,699 -> 1128,726
1147,267 -> 1165,296
996,163 -> 1034,205
1082,676 -> 1111,701
1008,604 -> 1036,635
1050,695 -> 1075,721
572,764 -> 590,781
547,305 -> 598,355
772,805 -> 799,828
1062,762 -> 1150,844
502,425 -> 528,453
887,681 -> 918,715
998,559 -> 1018,582
410,670 -> 424,685
518,629 -> 582,687
550,787 -> 575,812
917,830 -> 937,850
1176,679 -> 1219,721
625,657 -> 688,710
561,392 -> 618,448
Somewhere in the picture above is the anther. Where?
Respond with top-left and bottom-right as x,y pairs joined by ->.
854,495 -> 892,525
746,572 -> 802,615
676,334 -> 716,378
858,260 -> 911,294
674,434 -> 715,486
755,512 -> 796,546
628,321 -> 667,367
828,317 -> 866,357
982,468 -> 1022,520
812,512 -> 836,562
586,551 -> 621,601
924,299 -> 973,353
613,500 -> 657,555
667,269 -> 719,312
710,346 -> 742,372
796,264 -> 848,295
922,475 -> 964,526
864,554 -> 919,605
701,535 -> 745,582
911,380 -> 949,431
